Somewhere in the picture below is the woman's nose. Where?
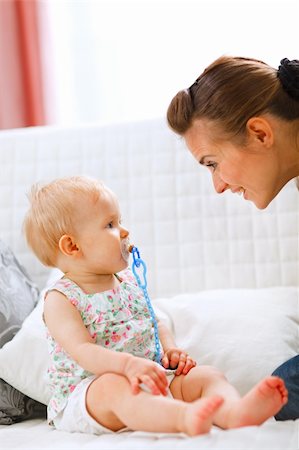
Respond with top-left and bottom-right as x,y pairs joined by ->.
212,173 -> 229,194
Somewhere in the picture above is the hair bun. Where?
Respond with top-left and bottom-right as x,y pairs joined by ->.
277,58 -> 299,101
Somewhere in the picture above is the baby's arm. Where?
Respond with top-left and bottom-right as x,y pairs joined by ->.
158,319 -> 176,351
44,290 -> 168,396
158,319 -> 196,375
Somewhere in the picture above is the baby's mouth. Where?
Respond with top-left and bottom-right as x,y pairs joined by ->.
121,239 -> 133,260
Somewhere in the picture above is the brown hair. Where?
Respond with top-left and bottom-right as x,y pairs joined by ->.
23,176 -> 106,267
167,56 -> 299,138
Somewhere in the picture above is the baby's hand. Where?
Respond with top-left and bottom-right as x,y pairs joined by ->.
161,348 -> 196,376
123,355 -> 168,396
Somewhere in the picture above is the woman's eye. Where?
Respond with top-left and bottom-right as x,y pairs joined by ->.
206,162 -> 217,171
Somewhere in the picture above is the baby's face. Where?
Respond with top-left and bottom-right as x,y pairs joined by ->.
74,189 -> 130,274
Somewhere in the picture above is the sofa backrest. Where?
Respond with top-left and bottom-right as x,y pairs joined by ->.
0,118 -> 298,297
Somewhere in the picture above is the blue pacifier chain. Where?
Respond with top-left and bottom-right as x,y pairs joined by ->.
129,245 -> 162,364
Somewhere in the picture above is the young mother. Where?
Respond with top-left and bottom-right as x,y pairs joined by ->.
167,56 -> 299,421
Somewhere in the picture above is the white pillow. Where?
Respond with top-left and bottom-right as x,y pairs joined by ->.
0,296 -> 51,404
0,281 -> 297,404
0,269 -> 63,405
154,286 -> 299,395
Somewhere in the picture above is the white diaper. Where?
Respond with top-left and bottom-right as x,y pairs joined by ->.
53,370 -> 176,435
53,375 -> 120,435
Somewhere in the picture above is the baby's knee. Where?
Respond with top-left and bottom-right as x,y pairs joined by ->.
86,374 -> 128,431
97,372 -> 127,388
87,373 -> 129,410
197,365 -> 227,381
90,373 -> 128,396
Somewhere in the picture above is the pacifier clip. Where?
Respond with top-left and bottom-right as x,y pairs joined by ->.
129,245 -> 162,364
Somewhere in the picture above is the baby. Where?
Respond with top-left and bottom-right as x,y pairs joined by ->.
23,175 -> 287,436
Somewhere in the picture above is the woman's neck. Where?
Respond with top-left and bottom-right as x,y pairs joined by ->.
276,119 -> 299,182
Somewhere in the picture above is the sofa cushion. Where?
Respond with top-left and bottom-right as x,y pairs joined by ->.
0,240 -> 45,424
0,240 -> 39,347
0,379 -> 46,425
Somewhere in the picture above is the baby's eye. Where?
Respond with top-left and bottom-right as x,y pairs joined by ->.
106,222 -> 113,229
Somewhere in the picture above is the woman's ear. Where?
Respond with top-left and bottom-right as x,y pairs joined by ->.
58,234 -> 79,257
246,117 -> 274,147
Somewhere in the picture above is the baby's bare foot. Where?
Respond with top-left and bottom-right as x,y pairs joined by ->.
183,396 -> 224,436
227,376 -> 288,428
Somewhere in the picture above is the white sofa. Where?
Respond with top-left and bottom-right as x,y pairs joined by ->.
0,118 -> 298,449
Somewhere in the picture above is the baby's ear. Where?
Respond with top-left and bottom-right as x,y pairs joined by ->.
58,235 -> 79,256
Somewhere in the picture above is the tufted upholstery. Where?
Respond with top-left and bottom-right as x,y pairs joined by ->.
0,118 -> 298,297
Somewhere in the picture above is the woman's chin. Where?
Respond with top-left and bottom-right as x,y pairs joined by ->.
252,195 -> 272,210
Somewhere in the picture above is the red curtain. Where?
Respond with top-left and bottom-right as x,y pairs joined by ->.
0,0 -> 45,129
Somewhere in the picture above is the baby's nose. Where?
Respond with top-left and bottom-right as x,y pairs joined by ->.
121,227 -> 129,238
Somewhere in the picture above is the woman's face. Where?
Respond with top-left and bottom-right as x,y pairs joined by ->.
184,119 -> 282,209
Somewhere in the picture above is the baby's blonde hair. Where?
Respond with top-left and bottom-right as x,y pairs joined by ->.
23,176 -> 106,267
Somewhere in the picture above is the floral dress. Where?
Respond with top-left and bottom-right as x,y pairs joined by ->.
45,268 -> 158,424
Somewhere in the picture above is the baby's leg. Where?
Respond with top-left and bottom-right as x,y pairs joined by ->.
170,366 -> 288,429
86,372 -> 223,436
